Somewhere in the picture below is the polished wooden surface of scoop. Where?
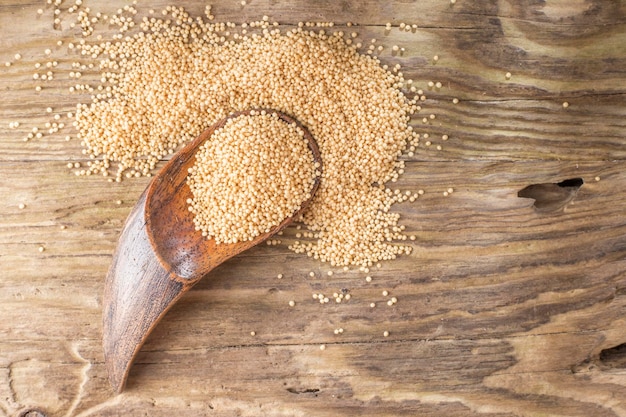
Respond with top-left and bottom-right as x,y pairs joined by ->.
103,110 -> 321,393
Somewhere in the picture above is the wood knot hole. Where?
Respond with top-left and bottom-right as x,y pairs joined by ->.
599,343 -> 626,369
518,178 -> 583,212
18,409 -> 47,417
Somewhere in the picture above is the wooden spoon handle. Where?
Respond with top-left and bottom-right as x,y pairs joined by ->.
103,189 -> 190,393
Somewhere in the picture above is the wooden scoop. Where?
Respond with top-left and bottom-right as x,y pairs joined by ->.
103,109 -> 321,393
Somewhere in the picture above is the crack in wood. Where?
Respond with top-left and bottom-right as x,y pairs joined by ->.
62,342 -> 91,417
286,387 -> 320,395
6,362 -> 18,409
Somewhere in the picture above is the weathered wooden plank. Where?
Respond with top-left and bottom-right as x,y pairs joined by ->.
1,0 -> 625,416
1,157 -> 625,416
1,2 -> 625,163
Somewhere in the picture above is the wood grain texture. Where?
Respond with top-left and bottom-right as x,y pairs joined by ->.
1,1 -> 625,416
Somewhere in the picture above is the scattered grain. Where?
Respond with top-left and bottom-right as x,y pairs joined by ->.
37,6 -> 423,268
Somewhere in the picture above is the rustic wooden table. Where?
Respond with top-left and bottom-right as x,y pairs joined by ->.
1,1 -> 625,416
